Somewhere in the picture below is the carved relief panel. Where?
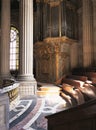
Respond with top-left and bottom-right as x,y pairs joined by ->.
34,37 -> 77,83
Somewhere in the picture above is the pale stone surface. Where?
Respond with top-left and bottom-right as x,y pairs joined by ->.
19,0 -> 34,78
19,81 -> 37,98
18,0 -> 37,96
0,94 -> 9,130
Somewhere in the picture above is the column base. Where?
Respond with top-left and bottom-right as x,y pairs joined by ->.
17,74 -> 35,81
19,80 -> 37,98
17,75 -> 37,98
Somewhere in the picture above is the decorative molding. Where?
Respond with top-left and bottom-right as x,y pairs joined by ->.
36,0 -> 63,7
36,0 -> 63,3
36,0 -> 76,9
34,36 -> 77,82
49,1 -> 61,7
44,36 -> 77,44
34,37 -> 77,60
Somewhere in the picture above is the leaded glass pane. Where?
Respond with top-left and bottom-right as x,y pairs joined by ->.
10,26 -> 19,70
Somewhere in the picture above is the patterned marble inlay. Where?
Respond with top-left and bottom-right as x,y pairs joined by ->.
9,95 -> 67,130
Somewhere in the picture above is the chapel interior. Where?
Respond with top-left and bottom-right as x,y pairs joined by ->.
1,0 -> 96,130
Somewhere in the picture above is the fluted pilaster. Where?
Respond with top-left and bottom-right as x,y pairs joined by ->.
18,0 -> 37,98
0,0 -> 11,79
82,0 -> 93,67
19,0 -> 35,81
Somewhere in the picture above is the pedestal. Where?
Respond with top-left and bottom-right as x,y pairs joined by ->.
34,36 -> 78,83
19,81 -> 37,98
0,94 -> 9,130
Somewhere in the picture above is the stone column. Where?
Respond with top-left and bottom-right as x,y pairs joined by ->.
77,8 -> 83,66
18,0 -> 37,97
82,0 -> 93,67
0,0 -> 11,79
92,0 -> 96,65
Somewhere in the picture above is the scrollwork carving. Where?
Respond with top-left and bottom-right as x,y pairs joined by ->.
34,36 -> 77,82
60,52 -> 69,59
34,43 -> 52,60
54,43 -> 60,53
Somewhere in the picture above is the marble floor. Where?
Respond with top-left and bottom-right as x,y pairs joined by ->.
9,95 -> 67,130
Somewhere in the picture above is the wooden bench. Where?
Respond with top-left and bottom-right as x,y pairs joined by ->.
61,83 -> 85,105
61,78 -> 96,100
86,72 -> 96,84
46,98 -> 96,130
66,75 -> 88,82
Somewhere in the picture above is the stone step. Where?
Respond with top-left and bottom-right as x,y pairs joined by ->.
39,86 -> 61,91
37,86 -> 61,97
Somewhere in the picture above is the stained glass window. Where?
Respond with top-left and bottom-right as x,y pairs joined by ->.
10,26 -> 19,70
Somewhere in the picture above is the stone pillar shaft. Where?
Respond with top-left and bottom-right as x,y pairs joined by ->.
18,0 -> 37,98
0,0 -> 10,78
82,0 -> 92,67
92,0 -> 96,65
19,0 -> 34,81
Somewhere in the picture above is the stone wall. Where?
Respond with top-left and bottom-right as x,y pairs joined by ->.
0,94 -> 9,130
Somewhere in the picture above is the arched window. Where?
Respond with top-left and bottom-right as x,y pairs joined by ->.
10,26 -> 19,71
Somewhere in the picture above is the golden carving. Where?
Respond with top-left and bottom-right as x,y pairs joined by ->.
36,0 -> 63,7
60,52 -> 69,59
34,36 -> 77,82
49,1 -> 61,7
44,36 -> 77,44
36,0 -> 76,10
54,43 -> 60,53
34,42 -> 52,60
34,41 -> 61,59
8,88 -> 19,102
